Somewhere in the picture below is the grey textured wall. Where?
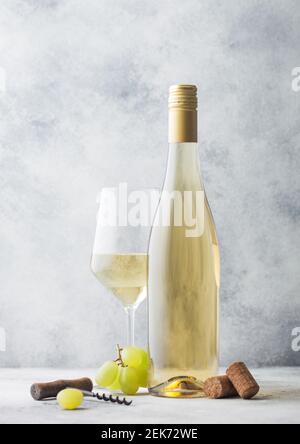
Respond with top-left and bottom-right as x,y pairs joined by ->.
0,0 -> 299,368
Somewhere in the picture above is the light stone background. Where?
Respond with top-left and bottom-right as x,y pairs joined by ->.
0,0 -> 299,368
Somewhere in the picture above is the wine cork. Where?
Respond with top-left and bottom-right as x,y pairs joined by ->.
31,377 -> 93,400
203,375 -> 238,399
226,362 -> 260,399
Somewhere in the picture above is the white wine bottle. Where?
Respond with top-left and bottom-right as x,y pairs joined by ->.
148,85 -> 220,398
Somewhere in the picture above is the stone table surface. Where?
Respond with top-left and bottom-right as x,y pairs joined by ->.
0,368 -> 299,424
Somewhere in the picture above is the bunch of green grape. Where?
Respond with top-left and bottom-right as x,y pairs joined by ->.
95,345 -> 150,395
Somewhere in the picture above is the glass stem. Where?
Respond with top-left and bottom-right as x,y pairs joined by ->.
125,306 -> 135,346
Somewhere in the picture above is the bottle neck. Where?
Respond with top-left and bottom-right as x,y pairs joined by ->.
166,107 -> 202,190
168,109 -> 197,144
164,143 -> 203,191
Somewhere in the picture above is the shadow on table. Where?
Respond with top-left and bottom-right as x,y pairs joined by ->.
255,388 -> 300,401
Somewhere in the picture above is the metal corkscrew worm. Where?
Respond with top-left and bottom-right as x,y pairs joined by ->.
82,390 -> 132,406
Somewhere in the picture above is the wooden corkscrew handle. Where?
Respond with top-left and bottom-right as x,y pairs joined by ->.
30,377 -> 93,400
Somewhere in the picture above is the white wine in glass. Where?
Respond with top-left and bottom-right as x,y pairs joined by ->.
91,253 -> 147,307
91,187 -> 157,345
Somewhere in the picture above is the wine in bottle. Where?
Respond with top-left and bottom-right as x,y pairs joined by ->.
148,85 -> 220,398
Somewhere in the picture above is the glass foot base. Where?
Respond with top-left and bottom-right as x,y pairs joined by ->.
149,376 -> 205,399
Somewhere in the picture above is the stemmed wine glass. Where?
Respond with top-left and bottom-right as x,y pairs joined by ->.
91,186 -> 159,345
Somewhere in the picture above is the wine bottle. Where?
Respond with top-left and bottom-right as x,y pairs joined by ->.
148,85 -> 220,398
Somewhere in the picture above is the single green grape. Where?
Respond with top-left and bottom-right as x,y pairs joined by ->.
95,361 -> 119,388
57,388 -> 83,410
120,367 -> 139,395
121,346 -> 149,368
107,366 -> 121,391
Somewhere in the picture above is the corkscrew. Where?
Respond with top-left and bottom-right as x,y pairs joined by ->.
31,378 -> 132,406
